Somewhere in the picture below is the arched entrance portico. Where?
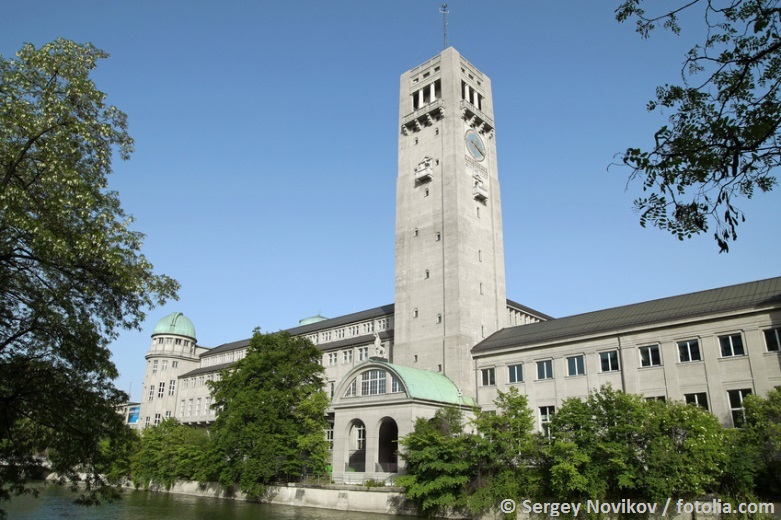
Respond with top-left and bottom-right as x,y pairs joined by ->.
330,360 -> 475,484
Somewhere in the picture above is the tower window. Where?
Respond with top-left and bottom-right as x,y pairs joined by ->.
414,228 -> 419,237
414,137 -> 418,145
435,232 -> 441,241
424,188 -> 429,197
425,269 -> 430,279
436,313 -> 442,324
435,128 -> 439,136
413,308 -> 418,318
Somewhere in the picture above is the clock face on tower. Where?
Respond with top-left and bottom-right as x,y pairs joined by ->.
465,129 -> 486,162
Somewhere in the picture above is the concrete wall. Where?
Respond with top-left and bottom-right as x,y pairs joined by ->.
136,480 -> 418,517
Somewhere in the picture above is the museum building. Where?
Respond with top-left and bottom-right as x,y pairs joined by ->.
138,47 -> 781,484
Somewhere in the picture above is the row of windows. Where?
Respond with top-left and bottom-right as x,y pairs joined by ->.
535,388 -> 753,432
178,397 -> 215,418
155,337 -> 192,347
325,346 -> 371,367
306,319 -> 390,345
201,349 -> 245,367
150,359 -> 179,374
147,379 -> 179,401
144,411 -> 173,427
480,329 -> 781,386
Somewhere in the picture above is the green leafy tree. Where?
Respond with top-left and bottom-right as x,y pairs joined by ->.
743,386 -> 781,497
206,330 -> 329,499
0,39 -> 178,516
396,407 -> 476,518
468,388 -> 541,516
641,399 -> 726,501
129,419 -> 210,490
616,0 -> 780,251
546,385 -> 649,502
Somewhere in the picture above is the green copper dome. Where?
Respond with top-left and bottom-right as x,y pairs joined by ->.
152,312 -> 196,340
299,314 -> 328,326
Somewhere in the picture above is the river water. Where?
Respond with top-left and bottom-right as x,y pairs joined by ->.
3,485 -> 417,519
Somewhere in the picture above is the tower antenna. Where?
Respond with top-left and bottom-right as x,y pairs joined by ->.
440,3 -> 449,50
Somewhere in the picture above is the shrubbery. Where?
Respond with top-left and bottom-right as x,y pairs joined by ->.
398,385 -> 781,518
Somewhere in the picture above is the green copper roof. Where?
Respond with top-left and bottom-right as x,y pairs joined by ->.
152,312 -> 196,340
299,314 -> 328,326
374,360 -> 476,407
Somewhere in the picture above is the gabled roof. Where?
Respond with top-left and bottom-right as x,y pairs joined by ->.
473,276 -> 781,354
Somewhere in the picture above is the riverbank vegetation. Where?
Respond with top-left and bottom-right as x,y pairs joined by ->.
397,385 -> 781,518
113,330 -> 330,499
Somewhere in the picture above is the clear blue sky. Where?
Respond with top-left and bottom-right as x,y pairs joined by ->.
3,1 -> 779,402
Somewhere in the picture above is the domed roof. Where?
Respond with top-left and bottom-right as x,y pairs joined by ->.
298,314 -> 328,326
152,312 -> 196,340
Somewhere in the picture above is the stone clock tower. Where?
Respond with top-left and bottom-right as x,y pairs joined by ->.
393,47 -> 507,398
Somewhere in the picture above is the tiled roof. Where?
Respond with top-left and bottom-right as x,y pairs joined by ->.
472,276 -> 781,354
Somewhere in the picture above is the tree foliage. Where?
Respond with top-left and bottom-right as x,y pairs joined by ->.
743,386 -> 781,497
616,0 -> 780,251
468,388 -> 541,515
0,39 -> 178,516
129,419 -> 210,490
545,386 -> 727,503
396,407 -> 476,518
206,330 -> 329,499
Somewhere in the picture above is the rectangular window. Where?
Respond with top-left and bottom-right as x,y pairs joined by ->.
358,347 -> 369,361
328,352 -> 338,366
764,327 -> 781,352
179,400 -> 185,417
567,355 -> 585,376
161,359 -> 168,371
187,399 -> 193,417
168,379 -> 176,396
198,375 -> 205,387
508,364 -> 523,383
154,413 -> 161,426
196,398 -> 201,416
537,360 -> 553,380
728,388 -> 752,426
391,376 -> 403,393
164,411 -> 172,419
685,392 -> 709,411
157,381 -> 165,398
343,349 -> 353,364
600,351 -> 620,372
678,339 -> 701,362
540,406 -> 555,436
481,367 -> 496,386
148,385 -> 154,401
205,396 -> 211,415
326,427 -> 334,451
172,360 -> 178,369
720,333 -> 745,357
152,360 -> 158,374
639,345 -> 661,367
361,369 -> 386,395
144,416 -> 150,427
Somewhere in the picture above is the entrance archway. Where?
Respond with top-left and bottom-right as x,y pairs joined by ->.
377,417 -> 398,473
347,420 -> 366,472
